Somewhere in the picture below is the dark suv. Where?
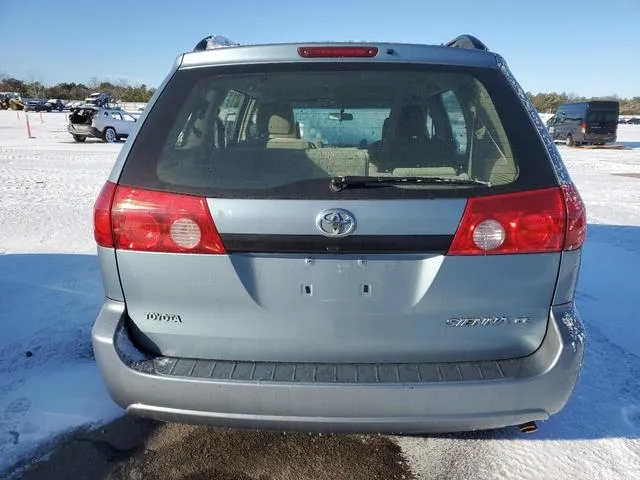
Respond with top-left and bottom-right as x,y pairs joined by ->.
547,101 -> 619,146
91,34 -> 586,434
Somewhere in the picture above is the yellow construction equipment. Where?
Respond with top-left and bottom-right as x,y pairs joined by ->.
0,93 -> 25,110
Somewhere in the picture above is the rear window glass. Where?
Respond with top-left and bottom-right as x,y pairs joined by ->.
121,64 -> 556,199
587,110 -> 618,123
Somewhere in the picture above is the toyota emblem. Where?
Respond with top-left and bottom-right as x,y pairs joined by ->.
315,209 -> 356,237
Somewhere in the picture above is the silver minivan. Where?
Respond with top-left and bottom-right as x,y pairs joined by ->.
91,35 -> 586,434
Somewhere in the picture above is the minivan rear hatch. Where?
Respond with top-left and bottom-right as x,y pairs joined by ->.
109,52 -> 566,364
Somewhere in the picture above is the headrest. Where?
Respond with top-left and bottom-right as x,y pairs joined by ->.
257,102 -> 295,137
268,113 -> 294,136
396,105 -> 426,139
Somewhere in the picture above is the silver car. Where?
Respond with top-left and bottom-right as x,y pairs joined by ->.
68,107 -> 137,143
91,34 -> 586,434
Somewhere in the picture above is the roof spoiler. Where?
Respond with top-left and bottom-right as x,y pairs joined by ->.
444,35 -> 488,51
193,35 -> 239,52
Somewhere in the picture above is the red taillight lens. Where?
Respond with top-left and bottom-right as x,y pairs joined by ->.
94,181 -> 117,247
448,188 -> 566,255
297,46 -> 378,58
561,184 -> 586,250
108,186 -> 225,254
581,122 -> 587,134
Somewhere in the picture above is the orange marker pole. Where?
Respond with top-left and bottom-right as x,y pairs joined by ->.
26,114 -> 33,138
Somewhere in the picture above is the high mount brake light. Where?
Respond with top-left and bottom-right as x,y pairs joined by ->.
448,186 -> 586,255
297,46 -> 379,58
93,182 -> 226,254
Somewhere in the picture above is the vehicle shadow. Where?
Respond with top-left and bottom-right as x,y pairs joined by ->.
0,253 -> 111,477
0,253 -> 102,377
617,141 -> 640,149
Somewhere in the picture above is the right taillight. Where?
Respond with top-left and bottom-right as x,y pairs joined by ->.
448,186 -> 586,255
561,184 -> 586,250
93,182 -> 226,254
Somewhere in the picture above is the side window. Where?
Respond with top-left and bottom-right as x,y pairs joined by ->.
425,110 -> 434,138
110,112 -> 122,120
218,90 -> 246,145
441,90 -> 468,155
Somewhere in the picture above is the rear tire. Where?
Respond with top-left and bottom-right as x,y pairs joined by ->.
103,127 -> 117,143
73,135 -> 86,143
565,135 -> 575,147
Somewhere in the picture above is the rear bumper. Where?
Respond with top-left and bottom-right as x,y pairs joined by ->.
92,301 -> 585,433
584,133 -> 616,143
67,124 -> 100,138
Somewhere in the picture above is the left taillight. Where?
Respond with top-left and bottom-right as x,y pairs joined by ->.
94,181 -> 117,248
93,182 -> 226,254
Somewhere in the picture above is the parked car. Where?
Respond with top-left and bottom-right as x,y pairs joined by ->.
23,99 -> 51,112
45,99 -> 65,111
68,106 -> 137,142
91,34 -> 586,435
66,100 -> 83,110
83,92 -> 112,108
628,117 -> 640,125
546,101 -> 619,146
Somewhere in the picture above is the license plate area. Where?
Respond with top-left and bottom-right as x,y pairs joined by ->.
230,254 -> 443,312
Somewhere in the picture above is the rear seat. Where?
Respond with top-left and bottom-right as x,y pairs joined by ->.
305,148 -> 370,177
161,143 -> 472,189
204,147 -> 371,185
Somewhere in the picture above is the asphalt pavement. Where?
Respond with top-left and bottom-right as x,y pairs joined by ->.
18,416 -> 413,480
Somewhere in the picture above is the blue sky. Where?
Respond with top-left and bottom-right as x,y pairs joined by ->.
1,0 -> 638,97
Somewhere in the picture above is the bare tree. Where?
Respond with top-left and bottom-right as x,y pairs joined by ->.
88,76 -> 101,90
26,70 -> 46,98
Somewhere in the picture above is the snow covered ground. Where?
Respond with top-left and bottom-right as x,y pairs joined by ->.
1,111 -> 639,478
0,112 -> 121,474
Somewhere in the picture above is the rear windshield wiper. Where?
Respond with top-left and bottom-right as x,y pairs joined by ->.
329,175 -> 491,192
